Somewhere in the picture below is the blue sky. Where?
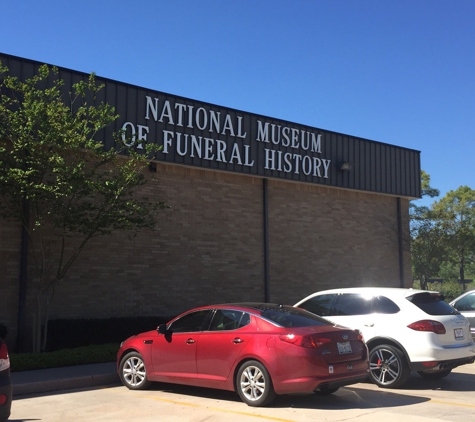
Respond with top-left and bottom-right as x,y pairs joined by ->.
2,1 -> 474,204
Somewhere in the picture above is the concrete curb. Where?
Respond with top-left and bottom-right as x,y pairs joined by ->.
11,362 -> 120,397
13,373 -> 120,397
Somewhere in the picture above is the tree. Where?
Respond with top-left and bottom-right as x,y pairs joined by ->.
432,186 -> 475,292
410,170 -> 440,219
0,63 -> 167,352
410,171 -> 445,289
411,218 -> 448,290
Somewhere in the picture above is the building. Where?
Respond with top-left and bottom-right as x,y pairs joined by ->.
0,53 -> 421,350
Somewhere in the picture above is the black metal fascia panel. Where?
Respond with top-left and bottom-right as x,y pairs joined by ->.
0,52 -> 422,199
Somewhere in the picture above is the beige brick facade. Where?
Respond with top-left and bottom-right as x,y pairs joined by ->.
0,162 -> 412,348
0,215 -> 21,341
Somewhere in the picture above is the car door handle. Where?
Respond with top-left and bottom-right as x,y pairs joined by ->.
232,338 -> 243,343
186,338 -> 196,344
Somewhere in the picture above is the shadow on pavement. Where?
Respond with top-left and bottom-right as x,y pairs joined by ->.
4,420 -> 40,422
144,381 -> 429,410
395,372 -> 475,392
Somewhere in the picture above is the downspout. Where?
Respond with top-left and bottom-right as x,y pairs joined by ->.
263,178 -> 270,302
397,197 -> 405,288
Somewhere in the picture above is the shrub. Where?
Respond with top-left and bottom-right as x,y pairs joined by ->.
434,281 -> 464,302
10,343 -> 118,372
412,280 -> 464,302
46,316 -> 174,351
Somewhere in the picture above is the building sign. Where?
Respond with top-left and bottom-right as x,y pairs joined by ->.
120,95 -> 331,180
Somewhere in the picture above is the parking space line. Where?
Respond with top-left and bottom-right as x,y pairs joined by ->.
137,393 -> 298,422
206,406 -> 300,422
143,395 -> 201,408
430,399 -> 475,409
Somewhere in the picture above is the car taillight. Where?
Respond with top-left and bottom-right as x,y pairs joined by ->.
279,334 -> 332,349
0,343 -> 10,371
420,361 -> 439,368
408,320 -> 446,335
0,394 -> 6,405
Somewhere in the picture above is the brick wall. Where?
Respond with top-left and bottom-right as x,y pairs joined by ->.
1,162 -> 412,348
267,180 -> 412,304
0,215 -> 21,343
48,164 -> 265,320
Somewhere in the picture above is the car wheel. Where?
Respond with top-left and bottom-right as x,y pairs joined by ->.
417,369 -> 452,380
369,344 -> 410,388
119,351 -> 151,390
313,387 -> 339,395
236,360 -> 276,407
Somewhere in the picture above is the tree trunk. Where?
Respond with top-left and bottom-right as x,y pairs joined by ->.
460,253 -> 466,291
41,295 -> 51,352
421,276 -> 427,290
34,293 -> 42,353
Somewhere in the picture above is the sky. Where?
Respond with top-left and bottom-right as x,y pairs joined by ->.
1,1 -> 474,205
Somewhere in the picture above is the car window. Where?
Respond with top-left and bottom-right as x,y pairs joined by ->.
169,310 -> 211,333
407,292 -> 456,316
297,294 -> 335,316
372,296 -> 400,314
209,309 -> 250,331
334,293 -> 373,316
453,293 -> 475,312
261,306 -> 332,328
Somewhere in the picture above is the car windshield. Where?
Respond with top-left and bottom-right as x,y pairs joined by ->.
407,292 -> 458,316
261,306 -> 333,328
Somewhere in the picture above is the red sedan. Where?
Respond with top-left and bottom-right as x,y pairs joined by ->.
117,303 -> 369,406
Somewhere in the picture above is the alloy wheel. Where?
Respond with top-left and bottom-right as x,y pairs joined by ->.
369,344 -> 410,388
120,352 -> 150,390
236,360 -> 275,406
240,365 -> 266,402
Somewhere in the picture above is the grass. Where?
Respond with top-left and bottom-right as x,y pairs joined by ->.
9,343 -> 119,372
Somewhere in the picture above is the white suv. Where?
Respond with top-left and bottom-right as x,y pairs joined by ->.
294,287 -> 475,388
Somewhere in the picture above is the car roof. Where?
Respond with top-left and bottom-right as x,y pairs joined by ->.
211,302 -> 290,311
450,289 -> 475,303
192,303 -> 294,315
300,287 -> 439,298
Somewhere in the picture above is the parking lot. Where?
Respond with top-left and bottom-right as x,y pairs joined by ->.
10,364 -> 475,422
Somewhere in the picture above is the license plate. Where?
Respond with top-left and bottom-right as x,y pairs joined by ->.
454,328 -> 464,340
337,341 -> 352,354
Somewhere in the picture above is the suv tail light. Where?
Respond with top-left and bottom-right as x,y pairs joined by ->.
0,342 -> 10,371
408,320 -> 446,334
279,334 -> 332,349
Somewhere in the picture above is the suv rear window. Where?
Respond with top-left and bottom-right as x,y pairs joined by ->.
407,292 -> 456,315
261,307 -> 332,328
333,294 -> 400,316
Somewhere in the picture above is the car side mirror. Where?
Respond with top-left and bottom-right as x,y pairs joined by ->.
157,324 -> 168,334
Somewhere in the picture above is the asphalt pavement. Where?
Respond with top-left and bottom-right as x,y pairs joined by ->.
11,362 -> 120,397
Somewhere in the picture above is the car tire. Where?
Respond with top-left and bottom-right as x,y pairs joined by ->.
417,369 -> 452,380
313,387 -> 339,395
119,351 -> 151,390
368,344 -> 410,388
236,360 -> 276,407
